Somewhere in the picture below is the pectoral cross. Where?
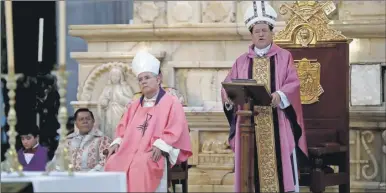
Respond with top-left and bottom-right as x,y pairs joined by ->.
137,113 -> 152,136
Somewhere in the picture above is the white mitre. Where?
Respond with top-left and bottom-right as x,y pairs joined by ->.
244,1 -> 277,30
131,50 -> 160,77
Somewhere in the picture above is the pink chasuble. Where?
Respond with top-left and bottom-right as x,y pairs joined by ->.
105,91 -> 192,192
221,43 -> 309,192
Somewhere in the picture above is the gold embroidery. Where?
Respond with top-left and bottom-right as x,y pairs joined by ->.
252,57 -> 280,192
294,58 -> 324,104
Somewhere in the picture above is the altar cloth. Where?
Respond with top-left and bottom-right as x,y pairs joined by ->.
1,171 -> 127,192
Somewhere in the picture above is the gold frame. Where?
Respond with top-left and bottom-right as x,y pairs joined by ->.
274,1 -> 350,46
294,58 -> 324,104
272,1 -> 351,104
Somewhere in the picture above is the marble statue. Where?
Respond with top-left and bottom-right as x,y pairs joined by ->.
98,66 -> 133,139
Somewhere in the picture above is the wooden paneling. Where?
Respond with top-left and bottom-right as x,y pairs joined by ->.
286,43 -> 350,147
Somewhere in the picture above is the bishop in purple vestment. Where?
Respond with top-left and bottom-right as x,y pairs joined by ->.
221,1 -> 309,193
17,126 -> 48,171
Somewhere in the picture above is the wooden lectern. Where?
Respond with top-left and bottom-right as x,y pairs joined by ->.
222,79 -> 271,192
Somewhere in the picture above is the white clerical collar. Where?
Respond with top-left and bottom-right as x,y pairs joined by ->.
144,90 -> 159,102
23,143 -> 39,154
254,44 -> 272,57
143,90 -> 159,107
33,143 -> 39,149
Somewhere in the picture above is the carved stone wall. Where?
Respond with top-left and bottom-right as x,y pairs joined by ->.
68,1 -> 385,192
349,113 -> 386,192
69,51 -> 166,129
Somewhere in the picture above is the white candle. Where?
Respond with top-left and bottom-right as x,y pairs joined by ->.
4,1 -> 15,75
59,1 -> 66,65
36,113 -> 40,127
38,18 -> 44,62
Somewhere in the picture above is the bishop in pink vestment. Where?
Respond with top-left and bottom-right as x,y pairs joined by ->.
221,1 -> 309,193
104,50 -> 192,192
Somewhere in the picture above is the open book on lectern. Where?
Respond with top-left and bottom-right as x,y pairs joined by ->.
221,79 -> 271,106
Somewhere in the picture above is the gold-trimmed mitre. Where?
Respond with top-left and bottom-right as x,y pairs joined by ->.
244,1 -> 277,30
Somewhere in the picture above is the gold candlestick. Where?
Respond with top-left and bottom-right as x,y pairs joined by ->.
43,66 -> 73,175
43,0 -> 73,176
0,0 -> 24,176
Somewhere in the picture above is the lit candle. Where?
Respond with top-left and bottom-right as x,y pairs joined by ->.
4,1 -> 15,75
38,18 -> 44,62
59,0 -> 66,65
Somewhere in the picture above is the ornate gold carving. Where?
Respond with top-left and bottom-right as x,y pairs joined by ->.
274,1 -> 347,46
296,26 -> 315,47
252,57 -> 280,192
294,58 -> 324,104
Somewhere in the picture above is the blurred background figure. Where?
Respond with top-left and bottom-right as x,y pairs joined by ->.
1,80 -> 8,162
66,116 -> 75,135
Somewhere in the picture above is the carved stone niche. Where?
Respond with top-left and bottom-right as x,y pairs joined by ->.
184,109 -> 235,192
349,112 -> 386,192
70,51 -> 166,134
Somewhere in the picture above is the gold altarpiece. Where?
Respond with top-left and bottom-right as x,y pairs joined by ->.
271,1 -> 351,193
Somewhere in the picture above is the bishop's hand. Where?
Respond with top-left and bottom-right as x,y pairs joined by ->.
149,146 -> 162,162
271,92 -> 281,108
224,94 -> 235,111
107,144 -> 119,158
